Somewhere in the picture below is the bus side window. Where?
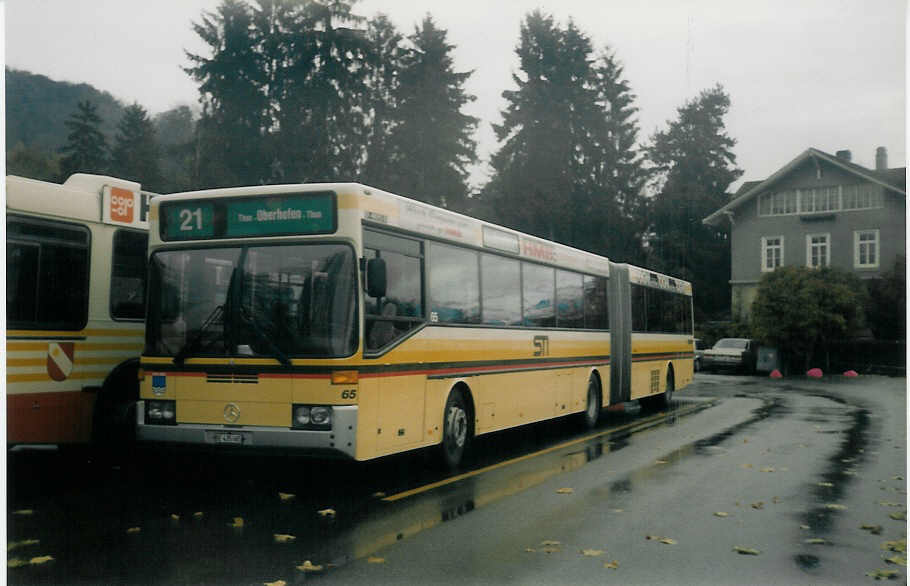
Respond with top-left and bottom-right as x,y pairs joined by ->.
363,230 -> 424,353
111,229 -> 149,320
7,215 -> 90,330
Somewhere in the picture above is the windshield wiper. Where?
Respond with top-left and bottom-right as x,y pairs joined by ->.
238,306 -> 291,367
173,304 -> 224,366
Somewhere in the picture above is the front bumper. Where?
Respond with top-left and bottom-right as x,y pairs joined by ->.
701,355 -> 744,369
136,401 -> 358,459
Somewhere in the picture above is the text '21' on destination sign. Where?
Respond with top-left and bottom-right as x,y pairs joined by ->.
162,193 -> 336,240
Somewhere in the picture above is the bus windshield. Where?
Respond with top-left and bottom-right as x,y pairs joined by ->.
146,243 -> 358,360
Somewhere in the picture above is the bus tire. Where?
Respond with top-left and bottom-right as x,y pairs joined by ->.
441,389 -> 472,470
92,361 -> 139,452
581,377 -> 601,429
655,368 -> 675,409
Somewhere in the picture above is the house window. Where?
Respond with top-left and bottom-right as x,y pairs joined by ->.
854,230 -> 880,269
799,186 -> 840,214
843,184 -> 883,210
806,233 -> 830,268
761,236 -> 784,272
759,191 -> 797,216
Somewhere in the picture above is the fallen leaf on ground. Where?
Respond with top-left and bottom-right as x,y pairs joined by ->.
126,527 -> 141,534
646,535 -> 676,545
229,517 -> 244,528
825,503 -> 847,511
556,488 -> 574,494
317,508 -> 336,518
714,512 -> 729,518
525,548 -> 536,553
540,540 -> 561,547
8,558 -> 29,568
655,460 -> 668,465
804,538 -> 828,545
273,534 -> 296,543
800,525 -> 810,530
760,467 -> 775,473
884,555 -> 907,567
866,569 -> 900,580
817,482 -> 834,488
861,524 -> 884,535
893,475 -> 904,481
880,501 -> 902,507
751,502 -> 765,510
367,556 -> 385,564
603,560 -> 619,569
278,492 -> 295,502
610,508 -> 624,513
29,556 -> 53,565
733,546 -> 761,555
8,539 -> 40,552
264,581 -> 286,586
741,464 -> 753,469
170,514 -> 180,521
13,510 -> 34,516
882,540 -> 907,553
297,561 -> 323,573
193,512 -> 204,519
581,549 -> 605,557
372,492 -> 386,498
541,546 -> 561,554
889,511 -> 906,521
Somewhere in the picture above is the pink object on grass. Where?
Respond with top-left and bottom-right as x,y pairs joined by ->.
769,369 -> 783,379
807,368 -> 823,378
843,370 -> 858,377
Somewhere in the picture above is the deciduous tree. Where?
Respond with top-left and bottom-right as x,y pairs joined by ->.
751,266 -> 867,372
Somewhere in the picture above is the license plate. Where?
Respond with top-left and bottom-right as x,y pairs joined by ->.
214,432 -> 244,445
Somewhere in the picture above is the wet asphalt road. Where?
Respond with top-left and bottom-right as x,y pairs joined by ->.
7,374 -> 907,585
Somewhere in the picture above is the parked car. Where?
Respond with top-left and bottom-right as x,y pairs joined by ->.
694,338 -> 708,372
701,338 -> 758,373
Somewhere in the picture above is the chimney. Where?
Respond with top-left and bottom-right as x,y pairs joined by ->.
876,146 -> 888,170
835,150 -> 852,162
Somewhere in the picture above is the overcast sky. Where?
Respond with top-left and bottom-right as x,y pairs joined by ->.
4,0 -> 906,191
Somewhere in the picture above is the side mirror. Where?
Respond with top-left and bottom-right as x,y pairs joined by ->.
366,257 -> 387,298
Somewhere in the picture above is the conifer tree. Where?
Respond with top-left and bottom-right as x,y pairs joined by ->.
385,16 -> 478,210
111,104 -> 163,190
185,0 -> 269,187
59,100 -> 108,178
360,13 -> 404,190
483,11 -> 646,259
646,84 -> 742,319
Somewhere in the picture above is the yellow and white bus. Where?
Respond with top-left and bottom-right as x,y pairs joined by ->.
7,174 -> 152,447
137,183 -> 693,467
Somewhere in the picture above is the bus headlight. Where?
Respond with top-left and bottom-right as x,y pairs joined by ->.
292,404 -> 332,430
146,400 -> 177,425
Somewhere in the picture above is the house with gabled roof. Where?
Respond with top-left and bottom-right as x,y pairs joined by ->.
703,147 -> 906,321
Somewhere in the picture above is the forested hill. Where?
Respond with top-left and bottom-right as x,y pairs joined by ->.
6,67 -> 126,152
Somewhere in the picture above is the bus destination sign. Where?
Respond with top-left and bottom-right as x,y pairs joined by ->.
162,193 -> 336,241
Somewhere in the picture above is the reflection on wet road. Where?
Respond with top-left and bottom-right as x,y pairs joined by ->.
7,375 -> 907,585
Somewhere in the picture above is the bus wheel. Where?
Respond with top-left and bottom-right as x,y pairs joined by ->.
656,369 -> 675,409
581,378 -> 601,429
441,390 -> 471,470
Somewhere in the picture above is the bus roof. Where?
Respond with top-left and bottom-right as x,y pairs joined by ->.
154,181 -> 685,290
7,174 -> 151,229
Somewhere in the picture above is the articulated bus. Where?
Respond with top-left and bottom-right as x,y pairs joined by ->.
7,174 -> 152,446
137,183 -> 694,467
